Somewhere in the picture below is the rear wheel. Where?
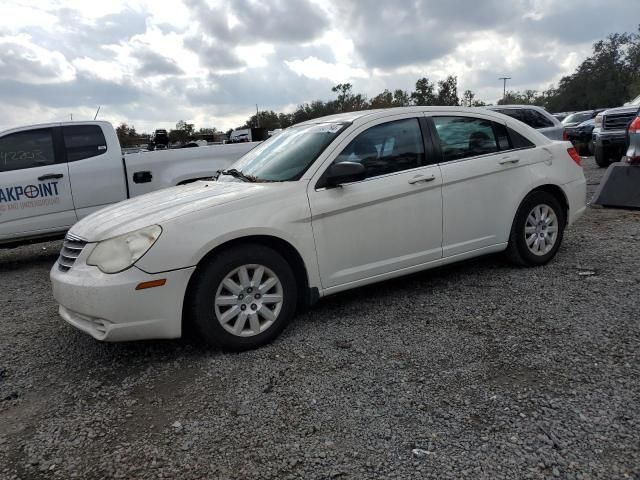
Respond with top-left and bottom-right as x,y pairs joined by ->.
505,191 -> 566,267
186,244 -> 297,351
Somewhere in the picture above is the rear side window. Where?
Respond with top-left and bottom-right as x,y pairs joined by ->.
508,127 -> 535,149
333,118 -> 425,179
63,125 -> 107,162
433,116 -> 499,162
0,128 -> 56,172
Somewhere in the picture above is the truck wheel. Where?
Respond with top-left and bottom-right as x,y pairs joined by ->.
505,191 -> 566,267
186,244 -> 297,351
594,146 -> 611,168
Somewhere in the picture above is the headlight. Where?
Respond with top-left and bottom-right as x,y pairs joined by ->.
594,114 -> 603,129
87,225 -> 162,274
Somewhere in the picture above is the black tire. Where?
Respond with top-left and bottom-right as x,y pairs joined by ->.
505,190 -> 566,267
594,146 -> 611,168
186,244 -> 297,351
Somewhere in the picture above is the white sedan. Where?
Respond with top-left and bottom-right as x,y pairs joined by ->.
51,107 -> 586,350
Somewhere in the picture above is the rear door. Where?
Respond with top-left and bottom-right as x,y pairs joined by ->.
0,127 -> 76,242
64,124 -> 128,219
430,113 -> 536,257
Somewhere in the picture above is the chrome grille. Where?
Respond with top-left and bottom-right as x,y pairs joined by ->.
603,112 -> 636,130
58,234 -> 87,272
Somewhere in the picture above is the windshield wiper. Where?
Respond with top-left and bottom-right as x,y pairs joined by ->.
216,168 -> 258,183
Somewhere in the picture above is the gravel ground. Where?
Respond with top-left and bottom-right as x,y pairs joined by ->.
0,157 -> 639,480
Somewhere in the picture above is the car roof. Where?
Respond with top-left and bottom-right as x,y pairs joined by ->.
295,106 -> 516,127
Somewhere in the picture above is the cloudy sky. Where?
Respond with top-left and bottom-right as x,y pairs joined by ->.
0,0 -> 637,132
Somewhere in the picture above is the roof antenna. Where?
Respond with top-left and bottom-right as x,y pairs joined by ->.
94,106 -> 101,120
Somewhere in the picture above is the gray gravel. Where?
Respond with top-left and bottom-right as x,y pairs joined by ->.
1,157 -> 639,479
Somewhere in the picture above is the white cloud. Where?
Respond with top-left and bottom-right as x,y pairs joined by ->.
0,0 -> 638,132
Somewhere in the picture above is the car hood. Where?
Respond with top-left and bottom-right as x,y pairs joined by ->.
603,105 -> 638,115
69,181 -> 271,241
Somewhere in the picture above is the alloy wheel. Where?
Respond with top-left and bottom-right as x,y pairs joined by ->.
214,264 -> 284,337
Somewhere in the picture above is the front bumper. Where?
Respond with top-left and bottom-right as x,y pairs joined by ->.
50,251 -> 196,342
594,129 -> 627,149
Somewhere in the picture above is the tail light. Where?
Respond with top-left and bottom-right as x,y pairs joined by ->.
567,147 -> 581,166
629,116 -> 640,134
562,129 -> 568,141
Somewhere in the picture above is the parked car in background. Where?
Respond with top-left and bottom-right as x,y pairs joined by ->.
553,112 -> 574,122
147,129 -> 169,151
562,109 -> 605,128
487,105 -> 565,140
566,118 -> 596,156
592,94 -> 640,167
0,121 -> 258,247
51,106 -> 586,351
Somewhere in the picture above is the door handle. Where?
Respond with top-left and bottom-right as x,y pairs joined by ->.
408,174 -> 436,184
133,171 -> 153,183
38,173 -> 64,181
498,156 -> 520,165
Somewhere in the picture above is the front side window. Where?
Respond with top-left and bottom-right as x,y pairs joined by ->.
224,122 -> 348,182
332,118 -> 425,179
433,116 -> 499,162
0,129 -> 55,172
63,125 -> 107,162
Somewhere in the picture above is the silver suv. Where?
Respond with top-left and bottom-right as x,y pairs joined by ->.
487,105 -> 565,141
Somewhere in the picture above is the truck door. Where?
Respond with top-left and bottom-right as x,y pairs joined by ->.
63,124 -> 128,219
0,127 -> 76,242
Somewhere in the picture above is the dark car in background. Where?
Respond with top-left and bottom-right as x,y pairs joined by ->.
562,109 -> 604,128
593,95 -> 640,167
566,118 -> 596,156
561,109 -> 605,156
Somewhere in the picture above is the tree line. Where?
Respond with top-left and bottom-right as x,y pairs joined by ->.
117,27 -> 640,146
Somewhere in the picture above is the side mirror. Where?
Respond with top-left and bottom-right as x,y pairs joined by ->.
325,161 -> 366,187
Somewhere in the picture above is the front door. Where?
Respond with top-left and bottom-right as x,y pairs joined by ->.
0,127 -> 76,242
308,116 -> 443,291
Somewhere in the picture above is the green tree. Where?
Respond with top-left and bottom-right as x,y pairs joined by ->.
169,120 -> 195,144
115,122 -> 140,147
411,77 -> 437,106
436,75 -> 459,106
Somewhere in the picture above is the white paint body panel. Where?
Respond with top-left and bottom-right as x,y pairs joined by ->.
51,107 -> 587,342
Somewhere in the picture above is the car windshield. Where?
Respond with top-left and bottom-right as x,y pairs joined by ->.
630,94 -> 640,106
562,112 -> 593,125
221,122 -> 348,182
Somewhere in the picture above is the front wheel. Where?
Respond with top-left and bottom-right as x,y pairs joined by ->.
505,191 -> 566,267
186,244 -> 297,351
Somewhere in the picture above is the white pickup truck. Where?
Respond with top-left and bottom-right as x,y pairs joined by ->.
0,121 -> 257,247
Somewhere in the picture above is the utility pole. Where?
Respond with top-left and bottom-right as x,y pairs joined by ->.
499,77 -> 511,99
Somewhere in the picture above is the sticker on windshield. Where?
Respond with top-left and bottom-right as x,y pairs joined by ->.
315,124 -> 343,133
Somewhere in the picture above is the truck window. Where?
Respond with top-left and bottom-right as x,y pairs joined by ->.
0,128 -> 56,172
63,125 -> 108,162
